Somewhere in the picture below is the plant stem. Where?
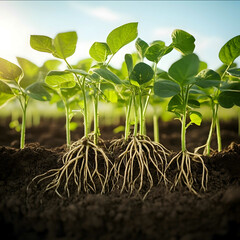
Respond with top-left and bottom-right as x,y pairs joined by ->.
65,103 -> 71,148
93,85 -> 99,145
153,111 -> 159,143
125,95 -> 132,140
139,92 -> 144,135
216,115 -> 222,152
205,102 -> 217,155
181,86 -> 189,152
133,93 -> 138,137
20,96 -> 28,149
82,77 -> 89,138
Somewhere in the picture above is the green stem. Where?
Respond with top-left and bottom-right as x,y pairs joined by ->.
125,95 -> 132,140
65,59 -> 89,138
20,96 -> 28,149
216,115 -> 222,152
133,93 -> 138,137
65,103 -> 71,148
93,87 -> 99,145
139,92 -> 144,135
153,111 -> 159,143
205,102 -> 217,155
82,77 -> 89,138
181,86 -> 189,152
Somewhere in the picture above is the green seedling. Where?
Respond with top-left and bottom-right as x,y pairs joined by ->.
194,35 -> 240,155
0,57 -> 51,148
29,23 -> 138,197
108,55 -> 170,198
154,53 -> 208,194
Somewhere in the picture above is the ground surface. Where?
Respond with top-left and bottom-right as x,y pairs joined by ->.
0,117 -> 240,240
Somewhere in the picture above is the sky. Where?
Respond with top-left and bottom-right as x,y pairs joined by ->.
0,0 -> 240,71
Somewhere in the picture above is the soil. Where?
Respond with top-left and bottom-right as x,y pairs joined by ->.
0,116 -> 240,240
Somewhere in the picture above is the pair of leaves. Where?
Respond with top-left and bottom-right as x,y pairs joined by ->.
135,29 -> 195,64
30,31 -> 78,60
154,53 -> 199,99
124,54 -> 154,86
89,22 -> 138,63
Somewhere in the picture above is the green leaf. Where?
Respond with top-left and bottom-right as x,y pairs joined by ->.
89,42 -> 111,62
130,62 -> 154,85
61,85 -> 81,99
0,58 -> 23,83
125,54 -> 133,77
43,60 -> 62,71
190,111 -> 202,126
107,22 -> 138,54
53,31 -> 78,59
196,69 -> 221,88
30,35 -> 54,53
45,71 -> 76,89
219,35 -> 240,65
171,29 -> 195,55
227,68 -> 240,78
93,68 -> 122,84
145,41 -> 173,63
25,82 -> 52,101
168,53 -> 199,86
103,88 -> 118,103
198,61 -> 208,72
73,58 -> 93,72
218,82 -> 240,108
154,80 -> 180,98
17,57 -> 39,88
135,38 -> 149,60
0,80 -> 14,107
167,94 -> 183,113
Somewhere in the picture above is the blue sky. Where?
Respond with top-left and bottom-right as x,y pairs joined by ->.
0,1 -> 239,71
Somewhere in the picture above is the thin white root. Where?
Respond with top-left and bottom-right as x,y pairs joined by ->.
166,150 -> 208,194
29,136 -> 112,198
110,135 -> 170,199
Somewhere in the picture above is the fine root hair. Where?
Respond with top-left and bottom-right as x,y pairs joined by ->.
29,136 -> 112,198
166,150 -> 208,194
110,134 -> 171,199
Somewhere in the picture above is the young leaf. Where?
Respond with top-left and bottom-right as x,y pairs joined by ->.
53,31 -> 78,59
135,38 -> 149,60
154,80 -> 180,98
195,69 -> 221,88
168,53 -> 199,86
190,111 -> 202,126
93,68 -> 122,84
199,61 -> 208,72
167,94 -> 183,113
0,58 -> 23,83
45,71 -> 75,89
145,41 -> 172,63
89,42 -> 111,62
25,82 -> 52,101
30,35 -> 54,53
106,22 -> 138,55
125,54 -> 133,77
219,35 -> 240,65
218,82 -> 240,108
171,29 -> 195,55
73,58 -> 93,72
0,80 -> 14,107
227,68 -> 240,78
43,60 -> 62,71
17,57 -> 39,88
129,62 -> 154,85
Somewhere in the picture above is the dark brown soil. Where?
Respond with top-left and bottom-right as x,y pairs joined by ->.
0,117 -> 240,240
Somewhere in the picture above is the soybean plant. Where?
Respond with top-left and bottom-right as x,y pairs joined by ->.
0,58 -> 51,148
154,54 -> 208,194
